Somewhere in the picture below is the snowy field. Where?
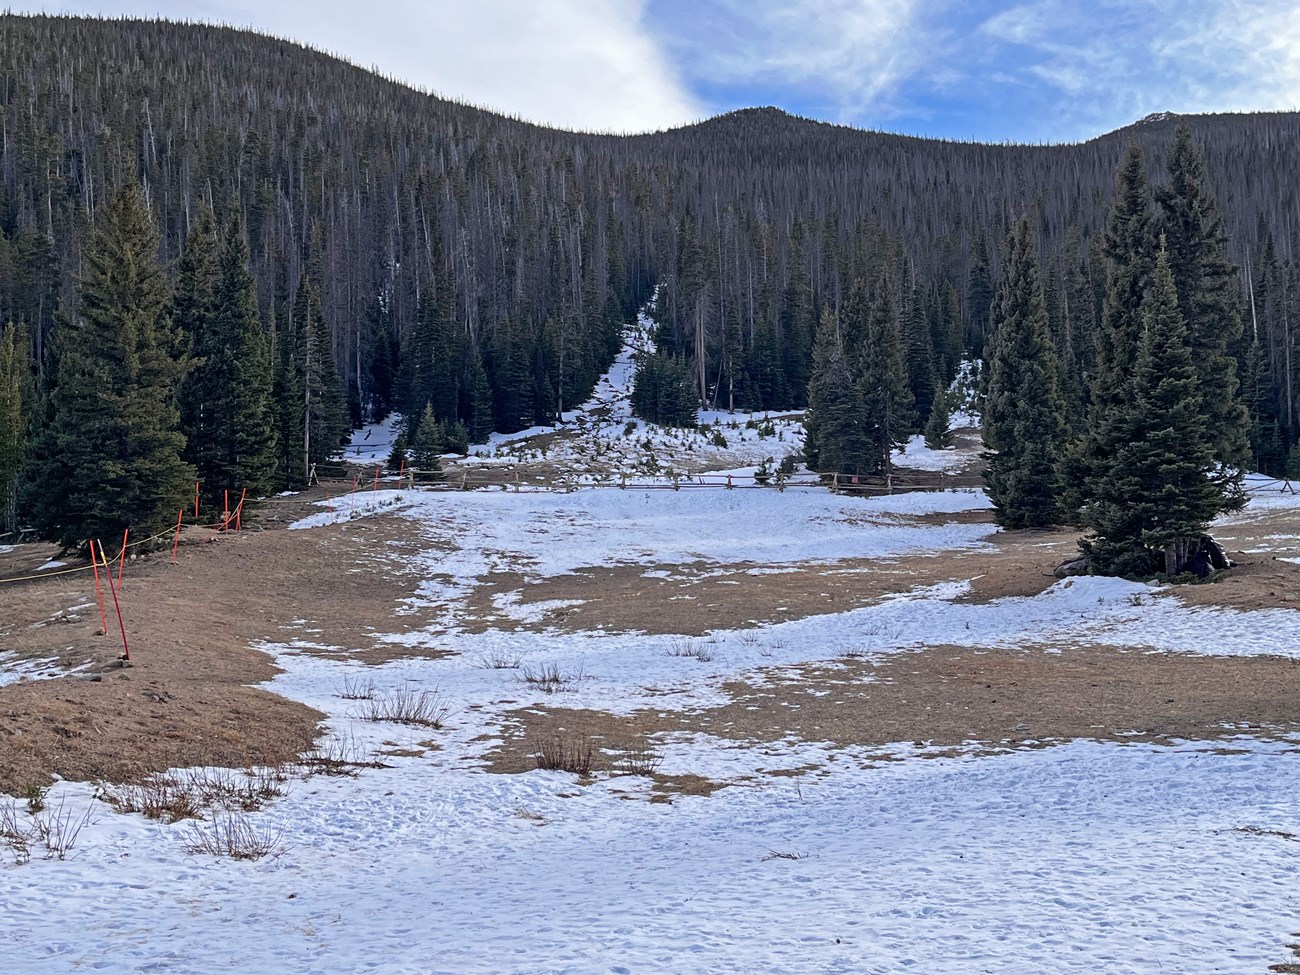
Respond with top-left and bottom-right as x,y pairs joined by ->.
4,479 -> 1300,974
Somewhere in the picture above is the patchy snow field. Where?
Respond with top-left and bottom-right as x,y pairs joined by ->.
4,479 -> 1300,974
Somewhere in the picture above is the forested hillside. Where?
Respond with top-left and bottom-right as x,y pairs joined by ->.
2,14 -> 1300,542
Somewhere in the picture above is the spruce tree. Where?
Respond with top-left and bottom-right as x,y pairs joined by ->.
859,276 -> 915,475
214,219 -> 278,497
298,272 -> 349,474
32,181 -> 192,550
923,383 -> 953,450
982,220 -> 1067,528
1157,125 -> 1250,499
1063,145 -> 1156,522
0,322 -> 29,533
804,308 -> 870,475
467,352 -> 495,443
271,300 -> 306,488
174,206 -> 219,457
1080,247 -> 1223,576
409,403 -> 444,483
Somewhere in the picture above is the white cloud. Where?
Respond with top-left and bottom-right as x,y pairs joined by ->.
12,0 -> 703,133
978,0 -> 1300,137
663,0 -> 935,120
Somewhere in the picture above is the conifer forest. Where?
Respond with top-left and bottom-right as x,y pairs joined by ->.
1,14 -> 1299,571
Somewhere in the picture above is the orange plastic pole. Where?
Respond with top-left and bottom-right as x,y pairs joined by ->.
194,481 -> 200,519
373,465 -> 380,496
117,528 -> 128,588
171,509 -> 183,563
98,540 -> 130,663
88,539 -> 108,635
236,488 -> 247,532
223,490 -> 230,533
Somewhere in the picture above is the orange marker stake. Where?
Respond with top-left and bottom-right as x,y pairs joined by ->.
99,540 -> 130,663
171,509 -> 184,563
373,465 -> 380,496
194,481 -> 200,519
223,490 -> 230,533
89,539 -> 108,635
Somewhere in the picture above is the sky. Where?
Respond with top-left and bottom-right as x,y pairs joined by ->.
13,1 -> 1300,143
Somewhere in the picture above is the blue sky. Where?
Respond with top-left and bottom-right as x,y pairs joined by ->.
16,1 -> 1300,142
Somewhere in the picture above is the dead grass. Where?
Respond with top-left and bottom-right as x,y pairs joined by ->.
183,812 -> 284,861
520,662 -> 585,693
358,686 -> 451,728
532,734 -> 596,776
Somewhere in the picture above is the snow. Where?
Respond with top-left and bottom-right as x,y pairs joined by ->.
891,432 -> 977,472
342,413 -> 403,464
4,737 -> 1297,974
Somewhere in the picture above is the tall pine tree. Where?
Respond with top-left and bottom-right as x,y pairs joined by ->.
1157,125 -> 1249,502
982,219 -> 1068,528
0,322 -> 29,533
32,181 -> 192,550
215,219 -> 278,497
804,308 -> 870,476
859,275 -> 915,475
1080,246 -> 1223,576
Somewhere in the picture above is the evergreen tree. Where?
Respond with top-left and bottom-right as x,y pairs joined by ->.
1080,247 -> 1223,576
173,206 -> 219,454
923,383 -> 953,450
631,352 -> 698,428
409,403 -> 444,482
298,272 -> 349,474
467,352 -> 495,444
859,275 -> 915,475
804,309 -> 871,475
1063,145 -> 1156,522
905,283 -> 936,423
0,322 -> 29,533
982,220 -> 1068,528
214,219 -> 278,497
271,299 -> 306,488
186,218 -> 278,503
387,433 -> 408,475
31,181 -> 192,550
1157,125 -> 1250,497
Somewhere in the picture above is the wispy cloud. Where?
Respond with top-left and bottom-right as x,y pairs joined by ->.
976,0 -> 1300,139
12,0 -> 704,133
648,0 -> 939,122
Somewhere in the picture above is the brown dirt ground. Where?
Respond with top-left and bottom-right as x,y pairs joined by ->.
0,499 -> 439,793
2,484 -> 1297,797
482,644 -> 1300,782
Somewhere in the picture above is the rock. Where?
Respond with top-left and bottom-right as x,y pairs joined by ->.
1054,556 -> 1090,578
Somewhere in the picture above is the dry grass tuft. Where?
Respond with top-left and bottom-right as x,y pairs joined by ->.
520,662 -> 585,693
183,812 -> 284,860
532,734 -> 596,776
359,686 -> 451,728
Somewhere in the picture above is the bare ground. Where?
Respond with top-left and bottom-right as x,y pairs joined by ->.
0,501 -> 439,793
481,644 -> 1300,782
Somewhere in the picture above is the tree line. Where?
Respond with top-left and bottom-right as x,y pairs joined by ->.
2,15 -> 1300,550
